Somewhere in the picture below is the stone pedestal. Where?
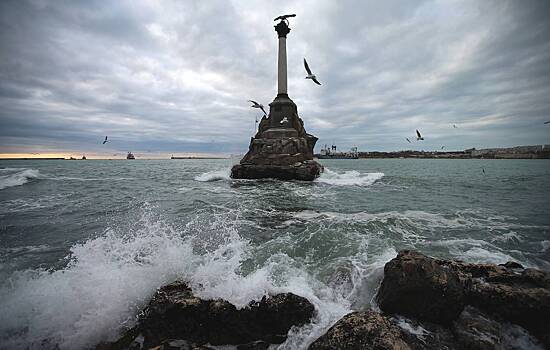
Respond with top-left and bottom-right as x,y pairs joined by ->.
231,95 -> 322,181
231,17 -> 323,181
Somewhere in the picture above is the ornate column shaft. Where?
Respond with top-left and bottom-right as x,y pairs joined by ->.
278,37 -> 287,95
275,21 -> 291,96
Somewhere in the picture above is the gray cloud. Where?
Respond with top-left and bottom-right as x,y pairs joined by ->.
1,0 -> 549,155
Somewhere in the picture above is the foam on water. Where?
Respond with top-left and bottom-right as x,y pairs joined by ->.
290,209 -> 536,266
0,205 -> 368,350
194,168 -> 231,182
0,168 -> 41,190
0,207 -> 194,349
316,168 -> 384,186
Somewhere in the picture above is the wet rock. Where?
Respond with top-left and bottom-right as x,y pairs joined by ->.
236,340 -> 271,350
376,250 -> 466,324
147,339 -> 215,350
392,316 -> 457,350
309,310 -> 412,350
138,281 -> 314,348
453,306 -> 544,350
452,306 -> 503,350
231,161 -> 322,181
376,250 -> 550,348
499,261 -> 524,269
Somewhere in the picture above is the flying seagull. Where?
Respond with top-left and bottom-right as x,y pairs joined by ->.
304,58 -> 321,85
102,136 -> 108,144
406,138 -> 411,143
441,146 -> 445,149
544,121 -> 550,124
453,124 -> 458,128
280,117 -> 288,124
274,14 -> 296,21
482,168 -> 486,174
248,100 -> 267,116
416,130 -> 424,141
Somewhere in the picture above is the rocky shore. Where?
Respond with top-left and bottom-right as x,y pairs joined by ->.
98,250 -> 550,349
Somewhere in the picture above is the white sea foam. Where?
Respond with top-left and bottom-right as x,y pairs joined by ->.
458,247 -> 517,265
0,205 -> 359,350
316,168 -> 384,186
194,168 -> 231,182
394,316 -> 430,339
0,168 -> 41,190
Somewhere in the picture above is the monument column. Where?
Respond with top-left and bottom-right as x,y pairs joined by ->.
230,15 -> 322,181
275,20 -> 291,96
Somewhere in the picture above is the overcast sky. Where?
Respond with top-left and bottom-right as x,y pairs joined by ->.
1,0 -> 550,156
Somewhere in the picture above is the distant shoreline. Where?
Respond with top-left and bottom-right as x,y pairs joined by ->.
0,157 -> 230,160
316,145 -> 550,160
0,158 -> 66,160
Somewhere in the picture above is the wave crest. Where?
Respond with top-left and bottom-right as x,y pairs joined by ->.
194,168 -> 231,182
0,168 -> 41,190
316,168 -> 384,186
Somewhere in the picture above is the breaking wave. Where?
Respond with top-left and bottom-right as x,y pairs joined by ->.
0,168 -> 41,190
194,168 -> 231,182
0,205 -> 366,350
316,168 -> 384,186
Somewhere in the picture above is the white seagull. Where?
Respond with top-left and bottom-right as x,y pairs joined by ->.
280,117 -> 288,124
304,58 -> 321,85
416,130 -> 424,141
406,138 -> 411,143
248,100 -> 267,116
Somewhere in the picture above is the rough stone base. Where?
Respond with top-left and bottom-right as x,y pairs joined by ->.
231,160 -> 323,181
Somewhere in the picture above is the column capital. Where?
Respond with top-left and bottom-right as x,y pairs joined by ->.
275,20 -> 291,38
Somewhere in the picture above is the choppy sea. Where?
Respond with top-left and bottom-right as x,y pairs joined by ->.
0,159 -> 549,349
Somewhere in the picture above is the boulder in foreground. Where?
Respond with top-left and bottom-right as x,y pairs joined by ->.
99,281 -> 314,349
309,310 -> 411,350
375,250 -> 550,348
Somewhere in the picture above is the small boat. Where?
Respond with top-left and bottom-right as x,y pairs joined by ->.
69,157 -> 77,160
126,152 -> 135,160
81,155 -> 87,160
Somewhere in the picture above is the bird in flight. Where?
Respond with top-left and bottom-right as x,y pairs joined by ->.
304,58 -> 321,85
102,136 -> 108,144
441,146 -> 445,149
416,130 -> 424,140
453,124 -> 458,128
406,138 -> 411,143
482,168 -> 486,174
274,14 -> 296,21
248,100 -> 267,116
544,121 -> 550,124
280,117 -> 288,124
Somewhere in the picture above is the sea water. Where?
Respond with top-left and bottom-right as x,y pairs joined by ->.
0,159 -> 549,349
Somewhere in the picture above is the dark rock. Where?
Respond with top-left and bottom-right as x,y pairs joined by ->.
147,339 -> 215,350
376,250 -> 466,324
231,161 -> 322,181
452,306 -> 503,350
236,340 -> 271,350
452,306 -> 544,350
466,272 -> 550,348
137,281 -> 314,348
376,250 -> 550,348
499,261 -> 524,269
309,310 -> 412,350
392,316 -> 457,350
